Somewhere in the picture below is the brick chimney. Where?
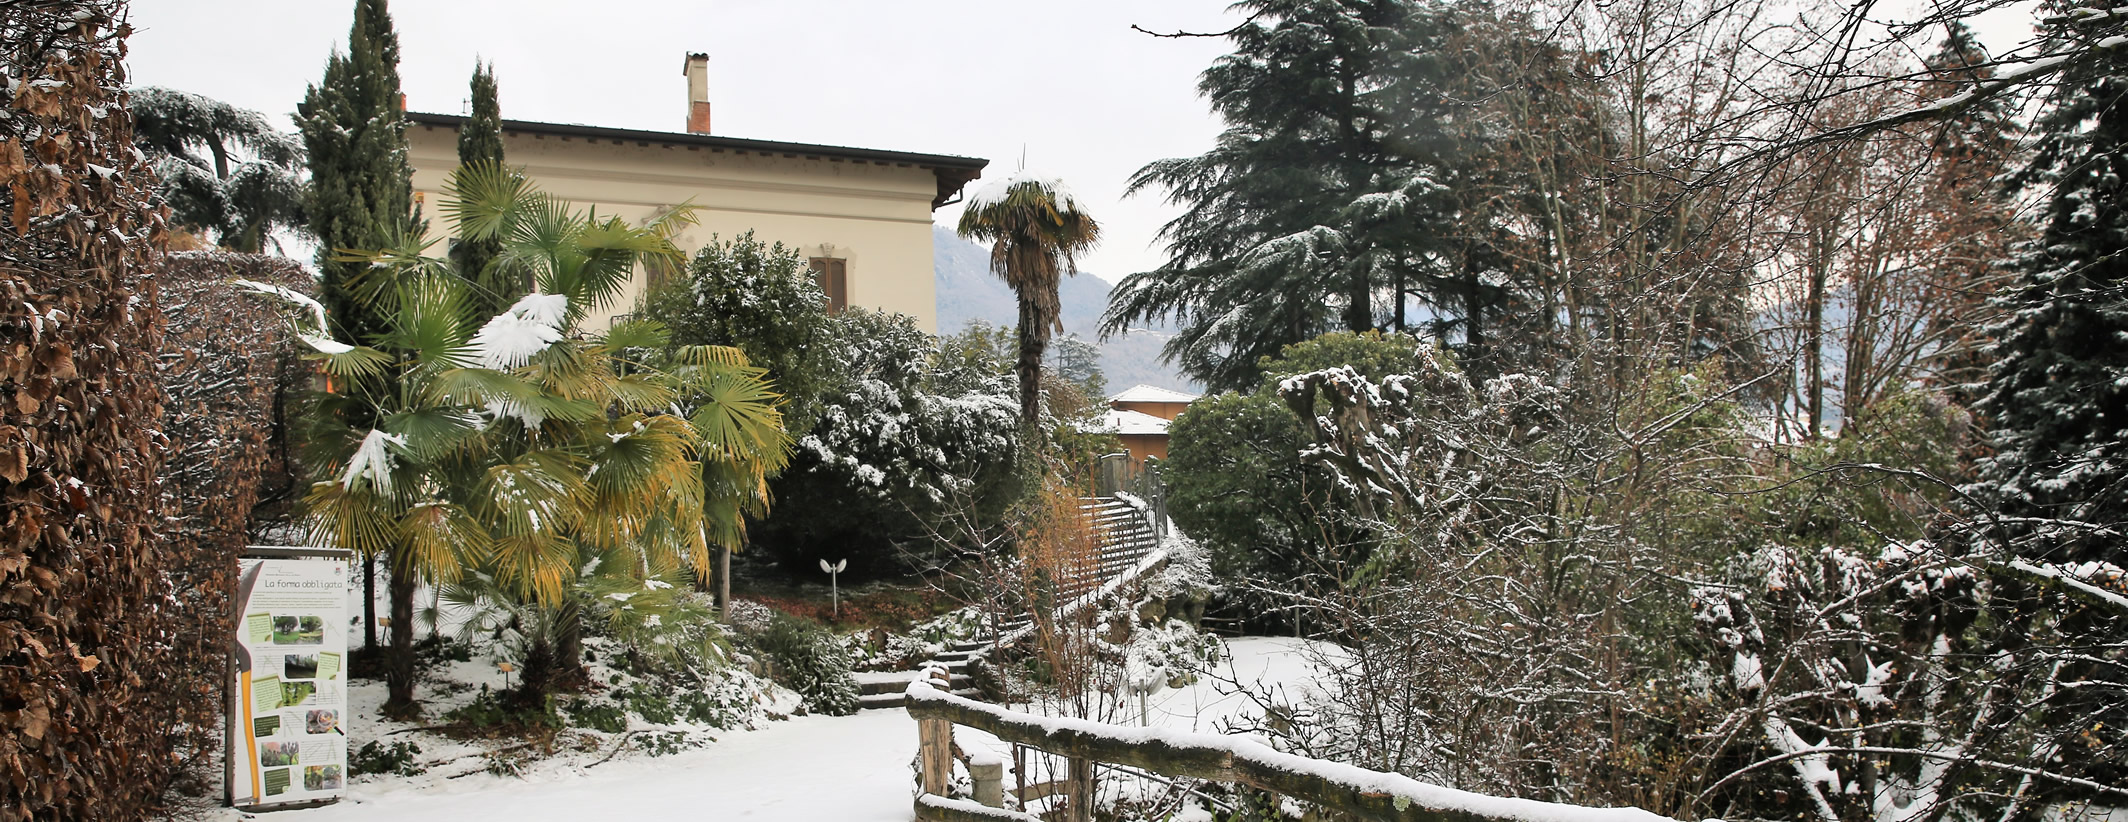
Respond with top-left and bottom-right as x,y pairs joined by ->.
683,53 -> 711,134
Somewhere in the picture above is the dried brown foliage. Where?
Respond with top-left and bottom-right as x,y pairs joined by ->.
153,251 -> 315,798
0,2 -> 187,819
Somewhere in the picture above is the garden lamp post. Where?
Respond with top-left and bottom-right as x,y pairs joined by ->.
819,558 -> 848,620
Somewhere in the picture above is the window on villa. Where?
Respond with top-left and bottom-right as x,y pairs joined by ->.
808,257 -> 847,313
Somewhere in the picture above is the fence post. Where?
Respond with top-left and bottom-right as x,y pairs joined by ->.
1067,756 -> 1094,822
969,755 -> 1004,808
918,716 -> 954,797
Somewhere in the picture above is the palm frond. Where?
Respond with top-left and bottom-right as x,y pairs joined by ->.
399,501 -> 489,583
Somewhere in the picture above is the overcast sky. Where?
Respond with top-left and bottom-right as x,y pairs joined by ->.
126,0 -> 1247,281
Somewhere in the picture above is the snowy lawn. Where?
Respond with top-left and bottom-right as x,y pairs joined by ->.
231,709 -> 920,822
222,637 -> 1326,822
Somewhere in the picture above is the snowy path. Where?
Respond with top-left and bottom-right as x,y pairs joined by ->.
247,638 -> 1320,822
272,710 -> 920,822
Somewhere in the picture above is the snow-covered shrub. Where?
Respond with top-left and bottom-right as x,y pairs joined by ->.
749,614 -> 860,715
845,605 -> 986,671
636,231 -> 840,437
1163,332 -> 1431,623
753,309 -> 1022,574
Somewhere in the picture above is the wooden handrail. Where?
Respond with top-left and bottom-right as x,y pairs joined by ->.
907,679 -> 1688,822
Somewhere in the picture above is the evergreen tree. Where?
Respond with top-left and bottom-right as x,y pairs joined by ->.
131,87 -> 307,252
1974,28 -> 2128,563
1101,0 -> 1475,391
451,62 -> 513,319
297,0 -> 413,349
1967,15 -> 2128,802
294,0 -> 418,714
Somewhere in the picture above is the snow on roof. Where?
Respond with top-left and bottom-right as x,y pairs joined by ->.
1085,408 -> 1170,437
1109,384 -> 1201,404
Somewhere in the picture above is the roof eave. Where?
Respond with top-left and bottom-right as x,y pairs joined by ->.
408,111 -> 988,211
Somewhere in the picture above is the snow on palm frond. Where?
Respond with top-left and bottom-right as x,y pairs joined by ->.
964,169 -> 1080,213
471,292 -> 570,370
234,277 -> 360,355
341,428 -> 407,494
234,278 -> 327,330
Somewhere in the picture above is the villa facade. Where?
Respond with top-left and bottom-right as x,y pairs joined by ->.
404,54 -> 986,332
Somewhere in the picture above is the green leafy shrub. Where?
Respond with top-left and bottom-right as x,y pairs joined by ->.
636,731 -> 691,757
350,740 -> 424,777
753,614 -> 860,715
445,685 -> 560,735
564,700 -> 628,734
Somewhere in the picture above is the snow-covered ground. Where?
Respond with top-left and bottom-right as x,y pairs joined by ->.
253,709 -> 921,822
227,637 -> 1324,822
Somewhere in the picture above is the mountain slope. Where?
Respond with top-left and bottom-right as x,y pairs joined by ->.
935,226 -> 1198,395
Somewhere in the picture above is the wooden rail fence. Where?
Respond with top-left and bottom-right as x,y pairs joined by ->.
906,673 -> 1685,822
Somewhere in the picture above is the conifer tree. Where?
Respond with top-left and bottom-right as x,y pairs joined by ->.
1968,23 -> 2128,800
1101,0 -> 1486,391
1973,32 -> 2128,562
298,0 -> 411,345
294,0 -> 418,713
451,62 -> 513,319
131,87 -> 307,252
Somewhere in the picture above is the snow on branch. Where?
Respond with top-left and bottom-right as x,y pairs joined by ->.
2003,557 -> 2128,613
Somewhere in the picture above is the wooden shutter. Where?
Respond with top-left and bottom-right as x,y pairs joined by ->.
809,257 -> 847,313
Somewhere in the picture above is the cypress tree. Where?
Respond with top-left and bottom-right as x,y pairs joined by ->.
297,0 -> 412,348
452,61 -> 513,319
294,0 -> 418,715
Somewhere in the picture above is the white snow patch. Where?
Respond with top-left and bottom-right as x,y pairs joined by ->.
471,293 -> 570,370
340,428 -> 406,494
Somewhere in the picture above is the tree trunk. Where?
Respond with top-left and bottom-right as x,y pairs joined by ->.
716,545 -> 732,616
362,555 -> 377,651
1464,252 -> 1487,374
1343,263 -> 1372,333
382,560 -> 417,717
554,601 -> 586,692
1805,240 -> 1828,439
1016,296 -> 1047,426
1393,264 -> 1407,334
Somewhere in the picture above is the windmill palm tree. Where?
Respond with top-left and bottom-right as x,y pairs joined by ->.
956,175 -> 1101,426
255,163 -> 789,714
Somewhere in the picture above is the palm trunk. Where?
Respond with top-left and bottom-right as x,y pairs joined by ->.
382,559 -> 417,717
362,555 -> 377,651
1016,298 -> 1046,426
554,606 -> 585,693
716,545 -> 732,616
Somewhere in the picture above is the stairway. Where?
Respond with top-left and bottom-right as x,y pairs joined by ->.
856,495 -> 1166,711
856,638 -> 987,710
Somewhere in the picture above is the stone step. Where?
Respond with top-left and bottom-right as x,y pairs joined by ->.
853,670 -> 919,696
932,648 -> 977,662
857,692 -> 907,710
856,683 -> 983,710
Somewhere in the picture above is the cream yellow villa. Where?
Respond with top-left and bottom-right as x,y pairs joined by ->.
404,54 -> 987,332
